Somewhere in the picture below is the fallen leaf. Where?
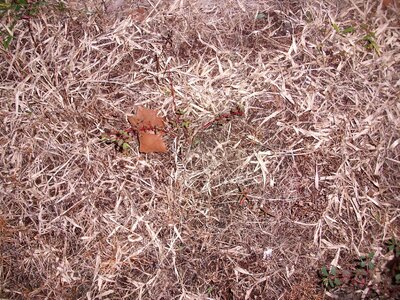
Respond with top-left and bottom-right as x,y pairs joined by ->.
128,106 -> 168,153
139,132 -> 168,153
128,106 -> 165,130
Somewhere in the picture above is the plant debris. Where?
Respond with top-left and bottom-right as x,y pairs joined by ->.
128,106 -> 165,131
138,132 -> 168,153
128,106 -> 167,153
1,1 -> 399,299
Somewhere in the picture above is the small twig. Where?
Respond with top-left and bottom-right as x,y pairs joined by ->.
237,185 -> 249,206
203,106 -> 244,129
26,18 -> 39,49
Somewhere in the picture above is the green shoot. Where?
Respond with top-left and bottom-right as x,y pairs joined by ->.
363,32 -> 380,55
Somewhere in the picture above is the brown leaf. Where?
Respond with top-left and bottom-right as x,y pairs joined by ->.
128,106 -> 168,153
128,106 -> 165,130
139,132 -> 168,153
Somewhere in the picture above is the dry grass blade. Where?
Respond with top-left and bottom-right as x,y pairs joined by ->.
0,0 -> 399,299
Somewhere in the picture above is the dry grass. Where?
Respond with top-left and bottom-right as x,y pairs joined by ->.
1,0 -> 399,299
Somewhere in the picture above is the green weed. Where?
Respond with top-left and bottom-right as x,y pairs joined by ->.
386,238 -> 400,258
342,26 -> 356,34
353,252 -> 375,289
332,23 -> 356,35
100,130 -> 132,154
320,252 -> 375,290
321,265 -> 342,289
363,32 -> 380,55
0,0 -> 47,49
386,238 -> 400,284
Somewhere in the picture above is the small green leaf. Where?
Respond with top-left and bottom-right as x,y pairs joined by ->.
368,252 -> 375,259
389,245 -> 395,251
332,23 -> 340,33
57,2 -> 66,11
2,35 -> 13,49
182,120 -> 190,129
330,266 -> 337,276
342,26 -> 355,34
395,273 -> 400,284
360,261 -> 367,268
13,3 -> 24,12
368,262 -> 375,270
122,142 -> 130,150
329,278 -> 334,288
119,130 -> 129,137
321,266 -> 329,277
363,32 -> 380,54
334,278 -> 342,286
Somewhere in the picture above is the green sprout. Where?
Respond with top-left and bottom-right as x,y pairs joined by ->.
363,32 -> 380,55
332,23 -> 356,35
386,238 -> 400,258
100,130 -> 132,154
181,120 -> 190,129
342,26 -> 356,34
320,253 -> 375,290
386,238 -> 400,285
0,0 -> 47,49
176,109 -> 185,116
332,23 -> 341,33
321,266 -> 342,289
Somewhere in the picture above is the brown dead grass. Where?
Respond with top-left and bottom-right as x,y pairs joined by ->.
1,0 -> 399,299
